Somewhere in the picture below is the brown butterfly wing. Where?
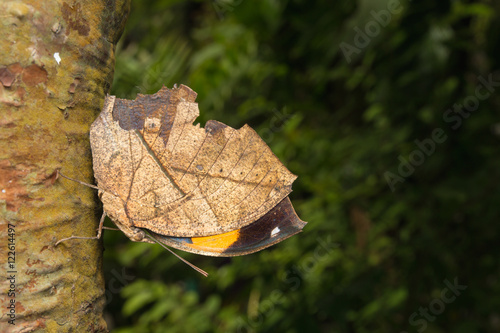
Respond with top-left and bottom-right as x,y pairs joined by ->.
90,85 -> 302,241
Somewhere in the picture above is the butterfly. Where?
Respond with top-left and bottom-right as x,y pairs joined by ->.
58,85 -> 306,274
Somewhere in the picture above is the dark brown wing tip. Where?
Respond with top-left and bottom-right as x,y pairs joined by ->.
219,197 -> 307,256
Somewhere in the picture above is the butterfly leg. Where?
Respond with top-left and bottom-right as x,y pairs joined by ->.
55,211 -> 107,246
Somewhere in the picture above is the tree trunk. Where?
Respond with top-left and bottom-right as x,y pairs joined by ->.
0,1 -> 129,331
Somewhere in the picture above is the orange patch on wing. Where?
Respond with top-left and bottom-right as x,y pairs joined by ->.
190,229 -> 240,252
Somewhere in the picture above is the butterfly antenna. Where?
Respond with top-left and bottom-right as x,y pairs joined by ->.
144,231 -> 209,277
57,170 -> 100,190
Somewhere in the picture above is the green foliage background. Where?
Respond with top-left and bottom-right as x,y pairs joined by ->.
102,0 -> 500,332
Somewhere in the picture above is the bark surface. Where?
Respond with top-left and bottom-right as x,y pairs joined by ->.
0,1 -> 129,331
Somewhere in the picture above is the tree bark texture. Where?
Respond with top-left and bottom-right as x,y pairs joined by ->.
0,1 -> 130,331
